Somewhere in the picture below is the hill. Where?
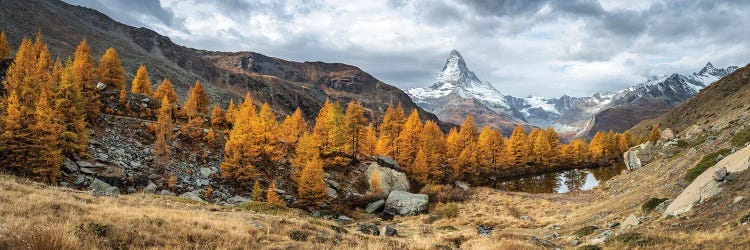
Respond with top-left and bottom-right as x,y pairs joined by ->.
0,0 -> 438,122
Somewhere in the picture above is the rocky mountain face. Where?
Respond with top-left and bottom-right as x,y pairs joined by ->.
0,0 -> 438,122
407,50 -> 738,137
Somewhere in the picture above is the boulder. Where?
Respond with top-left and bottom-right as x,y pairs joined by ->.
95,82 -> 106,90
76,160 -> 95,168
623,141 -> 654,170
384,190 -> 428,216
180,191 -> 205,202
327,187 -> 338,199
88,178 -> 119,196
665,144 -> 750,217
357,224 -> 380,236
337,215 -> 352,222
74,175 -> 85,185
661,128 -> 675,141
383,225 -> 398,236
622,214 -> 640,228
159,190 -> 176,196
654,199 -> 672,213
712,167 -> 728,182
733,196 -> 745,204
366,163 -> 410,194
199,167 -> 215,177
376,156 -> 400,170
79,167 -> 95,175
143,182 -> 158,194
365,200 -> 385,214
455,181 -> 470,191
477,224 -> 493,237
62,158 -> 79,173
227,195 -> 251,205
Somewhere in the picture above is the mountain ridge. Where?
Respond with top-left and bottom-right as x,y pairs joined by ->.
407,50 -> 738,137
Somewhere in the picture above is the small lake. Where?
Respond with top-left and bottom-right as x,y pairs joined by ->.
493,164 -> 626,194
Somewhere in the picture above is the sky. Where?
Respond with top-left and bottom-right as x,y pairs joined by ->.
62,0 -> 750,98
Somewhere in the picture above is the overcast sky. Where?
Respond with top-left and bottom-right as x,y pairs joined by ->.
63,0 -> 750,98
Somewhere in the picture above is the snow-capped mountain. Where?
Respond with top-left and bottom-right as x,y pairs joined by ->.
407,50 -> 525,134
407,50 -> 738,137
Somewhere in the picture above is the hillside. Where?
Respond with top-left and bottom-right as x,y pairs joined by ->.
0,0 -> 438,122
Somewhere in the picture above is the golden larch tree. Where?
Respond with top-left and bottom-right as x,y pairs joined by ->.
396,109 -> 423,169
456,142 -> 479,180
55,59 -> 89,156
412,149 -> 430,185
280,108 -> 308,149
376,103 -> 405,158
252,180 -> 264,202
153,96 -> 173,172
210,104 -> 227,128
312,100 -> 347,159
267,181 -> 285,206
154,78 -> 178,105
477,126 -> 506,172
220,93 -> 260,186
589,131 -> 607,162
298,156 -> 328,205
369,170 -> 383,195
29,90 -> 63,182
97,47 -> 125,89
183,80 -> 210,119
648,124 -> 661,142
131,65 -> 153,96
291,132 -> 318,183
255,103 -> 282,161
0,31 -> 10,59
457,115 -> 479,148
507,125 -> 529,165
72,39 -> 100,121
444,128 -> 461,171
226,99 -> 238,124
359,125 -> 378,157
418,120 -> 446,182
343,101 -> 369,157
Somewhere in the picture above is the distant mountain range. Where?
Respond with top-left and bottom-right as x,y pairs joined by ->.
407,50 -> 738,137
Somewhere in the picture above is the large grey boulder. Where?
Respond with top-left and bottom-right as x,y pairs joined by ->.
376,156 -> 400,170
62,158 -> 79,173
88,178 -> 119,196
623,141 -> 654,171
384,190 -> 428,216
660,128 -> 675,141
665,144 -> 750,217
365,200 -> 385,213
226,195 -> 251,205
143,182 -> 158,194
366,163 -> 410,195
180,191 -> 205,202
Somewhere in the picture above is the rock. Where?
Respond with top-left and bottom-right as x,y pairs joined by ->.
622,214 -> 640,228
179,191 -> 205,202
79,167 -> 95,175
357,224 -> 380,236
88,178 -> 119,196
546,224 -> 561,230
606,221 -> 620,229
733,196 -> 745,204
143,182 -> 157,194
384,190 -> 428,216
129,161 -> 142,168
159,190 -> 176,196
725,173 -> 735,182
661,128 -> 675,141
76,161 -> 95,168
59,182 -> 69,187
665,144 -> 750,216
62,158 -> 79,173
455,180 -> 470,191
376,156 -> 400,170
654,199 -> 672,213
95,82 -> 106,90
623,141 -> 654,170
337,215 -> 352,222
327,187 -> 338,199
325,179 -> 340,190
477,224 -> 493,237
366,163 -> 410,194
199,167 -> 214,177
365,200 -> 385,214
227,195 -> 251,205
590,230 -> 613,245
712,167 -> 728,182
97,153 -> 109,161
74,175 -> 85,185
383,225 -> 398,236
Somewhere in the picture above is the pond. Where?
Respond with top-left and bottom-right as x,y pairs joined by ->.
492,164 -> 626,194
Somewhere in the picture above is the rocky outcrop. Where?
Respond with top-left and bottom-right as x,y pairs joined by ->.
366,163 -> 410,194
384,190 -> 428,216
180,191 -> 206,203
623,141 -> 655,170
88,178 -> 119,196
664,144 -> 750,217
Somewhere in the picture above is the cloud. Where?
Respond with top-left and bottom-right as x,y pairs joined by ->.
61,0 -> 750,98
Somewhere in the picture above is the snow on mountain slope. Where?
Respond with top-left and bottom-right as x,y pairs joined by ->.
406,50 -> 738,138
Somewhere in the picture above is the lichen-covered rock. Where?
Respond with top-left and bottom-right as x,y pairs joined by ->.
623,141 -> 654,170
88,178 -> 119,196
384,190 -> 428,216
365,200 -> 385,214
366,163 -> 410,194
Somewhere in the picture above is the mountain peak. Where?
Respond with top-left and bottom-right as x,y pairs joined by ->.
698,61 -> 718,75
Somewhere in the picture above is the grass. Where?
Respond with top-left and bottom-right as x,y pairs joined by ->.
642,197 -> 669,213
433,202 -> 460,220
732,128 -> 750,147
685,148 -> 731,182
605,232 -> 661,247
239,201 -> 290,215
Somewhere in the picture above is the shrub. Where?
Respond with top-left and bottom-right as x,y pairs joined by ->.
605,232 -> 660,247
732,128 -> 750,147
641,197 -> 668,213
76,222 -> 111,238
240,201 -> 287,215
420,184 -> 469,203
288,229 -> 312,241
433,202 -> 460,219
573,225 -> 598,237
685,149 -> 731,182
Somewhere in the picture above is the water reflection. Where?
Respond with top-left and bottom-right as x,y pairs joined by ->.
493,164 -> 625,193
